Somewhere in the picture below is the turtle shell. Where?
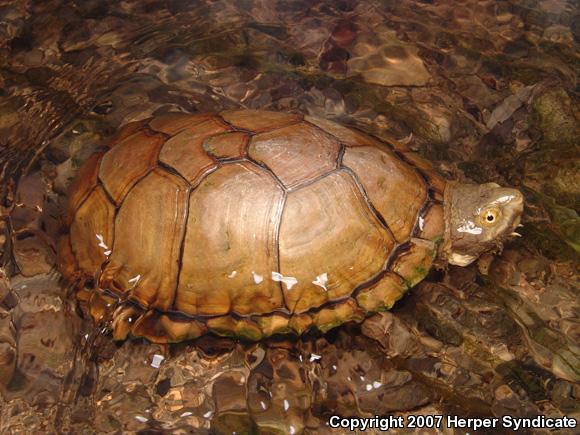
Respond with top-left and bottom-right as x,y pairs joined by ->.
61,110 -> 446,342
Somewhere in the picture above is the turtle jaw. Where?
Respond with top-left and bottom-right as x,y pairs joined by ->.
447,252 -> 477,267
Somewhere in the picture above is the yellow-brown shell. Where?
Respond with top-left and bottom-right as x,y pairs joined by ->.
61,110 -> 446,342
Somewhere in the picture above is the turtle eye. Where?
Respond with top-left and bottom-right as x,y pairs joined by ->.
481,207 -> 500,226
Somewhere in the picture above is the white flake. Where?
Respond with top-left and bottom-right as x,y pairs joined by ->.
493,194 -> 517,205
128,275 -> 141,284
309,353 -> 321,362
457,219 -> 482,235
95,233 -> 109,250
312,273 -> 328,291
332,365 -> 337,370
104,250 -> 112,256
290,426 -> 296,435
135,415 -> 148,423
418,216 -> 425,231
260,401 -> 267,410
203,411 -> 213,418
366,384 -> 373,391
373,381 -> 382,389
252,271 -> 263,284
271,271 -> 298,290
180,411 -> 193,417
283,399 -> 289,411
150,354 -> 165,368
228,271 -> 237,278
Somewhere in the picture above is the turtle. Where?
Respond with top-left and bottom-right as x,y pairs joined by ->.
58,110 -> 524,343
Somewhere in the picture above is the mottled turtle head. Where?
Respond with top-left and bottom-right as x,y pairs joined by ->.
442,182 -> 524,266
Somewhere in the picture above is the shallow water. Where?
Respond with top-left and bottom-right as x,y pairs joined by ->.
0,0 -> 579,433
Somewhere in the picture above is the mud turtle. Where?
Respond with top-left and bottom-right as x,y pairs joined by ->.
58,110 -> 524,343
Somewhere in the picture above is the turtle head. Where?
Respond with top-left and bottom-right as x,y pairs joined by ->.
442,182 -> 524,266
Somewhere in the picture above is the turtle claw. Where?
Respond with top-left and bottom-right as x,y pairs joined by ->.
511,232 -> 522,237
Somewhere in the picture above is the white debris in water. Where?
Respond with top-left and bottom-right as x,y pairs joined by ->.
364,381 -> 383,391
312,273 -> 328,291
252,271 -> 263,284
290,426 -> 296,435
457,219 -> 482,235
128,274 -> 141,284
418,216 -> 425,231
203,411 -> 213,419
332,365 -> 337,371
283,399 -> 289,411
84,334 -> 89,340
347,376 -> 352,381
104,250 -> 111,256
493,194 -> 517,205
96,234 -> 109,250
309,353 -> 321,362
271,271 -> 298,290
260,400 -> 267,410
180,411 -> 193,417
299,355 -> 303,362
150,354 -> 165,368
360,375 -> 365,381
228,270 -> 237,278
135,415 -> 148,423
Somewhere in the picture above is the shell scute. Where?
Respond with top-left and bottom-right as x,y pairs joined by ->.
159,118 -> 230,186
99,169 -> 189,311
70,185 -> 115,277
221,109 -> 302,132
279,171 -> 394,313
203,131 -> 249,160
174,162 -> 285,316
343,146 -> 428,243
305,115 -> 381,148
67,152 -> 103,220
391,238 -> 437,288
249,122 -> 340,188
355,272 -> 406,312
148,112 -> 215,136
107,118 -> 150,148
99,130 -> 164,204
